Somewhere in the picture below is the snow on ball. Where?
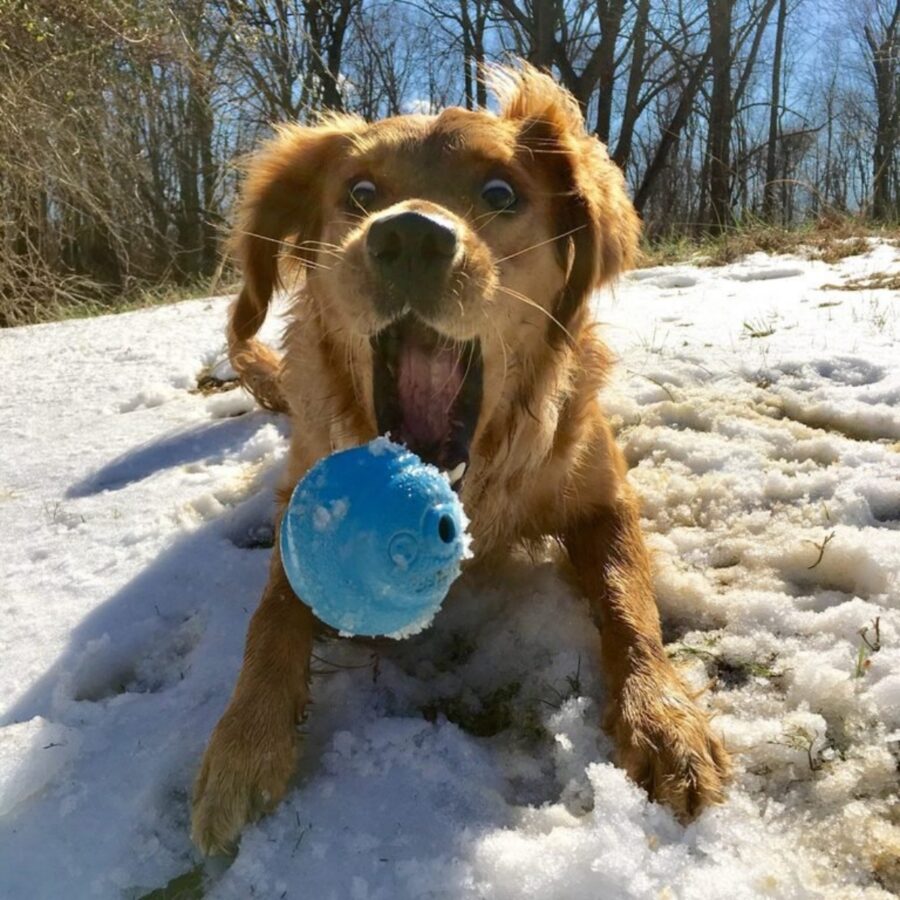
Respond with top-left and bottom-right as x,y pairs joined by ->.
279,438 -> 470,638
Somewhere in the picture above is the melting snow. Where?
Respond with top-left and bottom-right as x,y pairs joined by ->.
1,244 -> 899,898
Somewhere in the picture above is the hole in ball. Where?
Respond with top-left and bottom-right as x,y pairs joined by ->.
438,514 -> 456,544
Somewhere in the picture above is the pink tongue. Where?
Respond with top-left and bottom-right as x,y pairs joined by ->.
396,341 -> 462,450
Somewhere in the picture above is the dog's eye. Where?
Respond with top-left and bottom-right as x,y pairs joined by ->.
481,178 -> 517,212
349,180 -> 377,210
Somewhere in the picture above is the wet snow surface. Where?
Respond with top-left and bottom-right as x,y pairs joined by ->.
1,242 -> 899,899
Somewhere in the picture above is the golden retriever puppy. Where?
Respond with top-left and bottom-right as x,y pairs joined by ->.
191,64 -> 730,855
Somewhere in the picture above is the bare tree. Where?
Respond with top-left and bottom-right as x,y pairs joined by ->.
3,0 -> 898,326
493,0 -> 627,121
864,0 -> 900,220
763,0 -> 787,220
634,44 -> 713,217
304,0 -> 357,111
612,0 -> 651,166
705,0 -> 735,231
417,0 -> 492,110
344,2 -> 427,117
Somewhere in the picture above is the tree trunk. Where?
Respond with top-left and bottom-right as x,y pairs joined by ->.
763,0 -> 787,222
461,0 -> 474,111
593,0 -> 626,143
304,0 -> 355,112
533,0 -> 556,69
459,0 -> 488,109
612,0 -> 649,168
865,2 -> 900,221
474,0 -> 488,108
706,0 -> 734,233
635,47 -> 712,215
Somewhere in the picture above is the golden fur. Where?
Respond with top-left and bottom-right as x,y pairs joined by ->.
192,64 -> 730,855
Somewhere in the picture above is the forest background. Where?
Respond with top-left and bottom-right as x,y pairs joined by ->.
2,0 -> 898,325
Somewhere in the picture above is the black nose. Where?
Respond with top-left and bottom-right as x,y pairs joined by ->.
367,211 -> 458,279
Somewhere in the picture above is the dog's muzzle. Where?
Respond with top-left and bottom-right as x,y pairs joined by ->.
366,210 -> 459,319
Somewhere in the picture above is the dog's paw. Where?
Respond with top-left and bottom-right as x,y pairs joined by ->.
191,705 -> 298,855
607,676 -> 730,822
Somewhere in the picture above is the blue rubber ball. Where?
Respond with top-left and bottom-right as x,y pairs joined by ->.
280,438 -> 469,638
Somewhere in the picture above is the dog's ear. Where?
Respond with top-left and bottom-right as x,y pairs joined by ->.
492,64 -> 641,337
229,116 -> 363,343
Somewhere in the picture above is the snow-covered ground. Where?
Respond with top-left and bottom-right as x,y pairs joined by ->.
1,241 -> 899,899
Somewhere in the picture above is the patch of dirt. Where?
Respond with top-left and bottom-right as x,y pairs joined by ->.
193,372 -> 240,396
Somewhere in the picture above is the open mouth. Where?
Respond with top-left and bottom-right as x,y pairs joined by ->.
371,317 -> 482,485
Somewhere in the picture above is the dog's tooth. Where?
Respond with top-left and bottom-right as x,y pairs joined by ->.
447,461 -> 467,485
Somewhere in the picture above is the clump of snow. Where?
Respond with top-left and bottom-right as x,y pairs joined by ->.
237,422 -> 287,463
768,526 -> 892,597
203,354 -> 238,382
312,498 -> 349,532
119,383 -> 178,412
0,718 -> 81,817
778,388 -> 900,441
206,387 -> 257,419
2,251 -> 900,897
727,263 -> 806,281
367,435 -> 396,456
870,672 -> 900,730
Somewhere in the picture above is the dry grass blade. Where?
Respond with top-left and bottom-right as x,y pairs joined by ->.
821,271 -> 900,292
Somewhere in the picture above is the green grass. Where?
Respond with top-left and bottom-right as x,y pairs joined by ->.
742,316 -> 778,339
421,681 -> 525,738
668,641 -> 782,688
134,865 -> 206,900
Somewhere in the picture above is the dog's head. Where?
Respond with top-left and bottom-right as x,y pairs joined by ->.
231,64 -> 640,479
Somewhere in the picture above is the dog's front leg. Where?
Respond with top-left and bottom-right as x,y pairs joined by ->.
191,551 -> 314,855
563,489 -> 730,820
